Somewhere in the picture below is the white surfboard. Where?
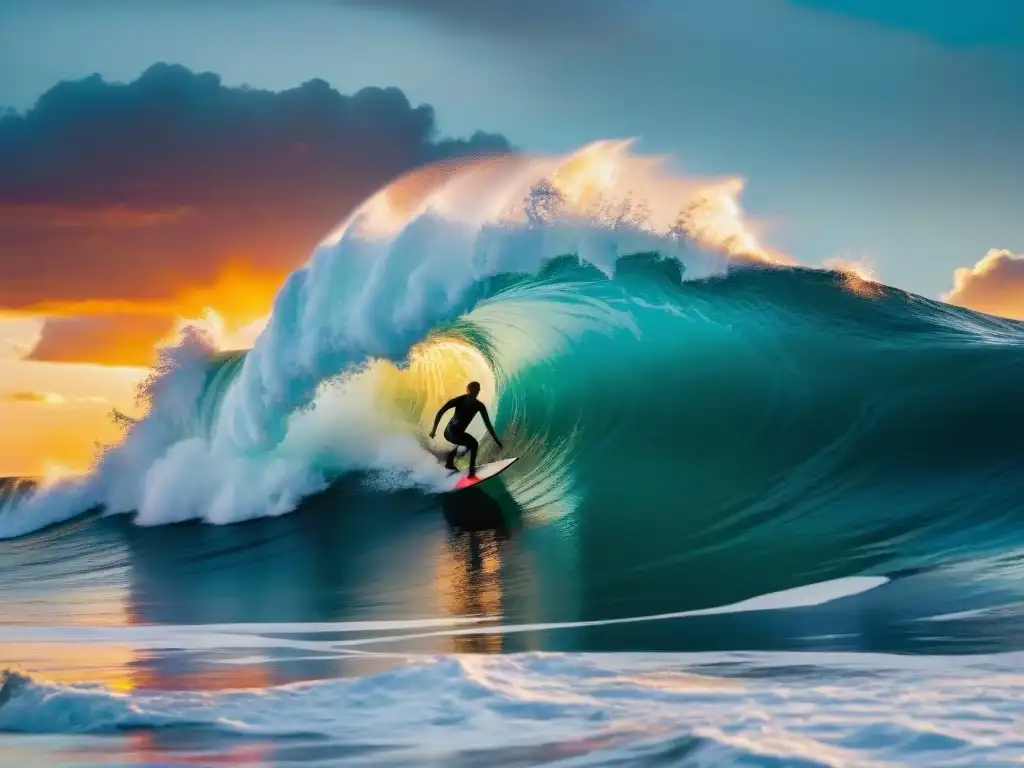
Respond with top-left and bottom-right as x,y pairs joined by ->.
442,457 -> 520,493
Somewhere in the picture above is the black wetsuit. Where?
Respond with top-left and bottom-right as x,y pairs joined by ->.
437,395 -> 495,473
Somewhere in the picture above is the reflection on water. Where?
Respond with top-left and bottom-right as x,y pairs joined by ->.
4,467 -> 1024,701
435,485 -> 509,652
123,484 -> 447,624
435,529 -> 504,653
125,733 -> 275,767
0,478 -> 546,690
130,656 -> 275,693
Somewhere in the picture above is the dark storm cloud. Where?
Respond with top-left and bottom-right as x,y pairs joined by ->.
0,63 -> 510,362
1,63 -> 508,209
0,62 -> 510,310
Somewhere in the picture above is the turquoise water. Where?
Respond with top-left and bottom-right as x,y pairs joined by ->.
3,260 -> 1024,764
3,148 -> 1024,763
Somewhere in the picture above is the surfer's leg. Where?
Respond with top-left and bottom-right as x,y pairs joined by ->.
443,426 -> 479,474
442,425 -> 463,470
443,447 -> 458,470
464,434 -> 479,477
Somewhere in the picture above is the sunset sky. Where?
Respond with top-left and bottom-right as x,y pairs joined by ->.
1,0 -> 1022,475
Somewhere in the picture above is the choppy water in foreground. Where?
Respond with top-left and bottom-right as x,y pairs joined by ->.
2,482 -> 1024,766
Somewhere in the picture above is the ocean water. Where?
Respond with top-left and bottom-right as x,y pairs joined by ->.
2,144 -> 1024,766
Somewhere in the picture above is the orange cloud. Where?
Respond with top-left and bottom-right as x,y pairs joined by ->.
18,261 -> 284,366
25,315 -> 177,367
0,204 -> 192,231
8,390 -> 66,405
7,390 -> 108,406
946,249 -> 1024,320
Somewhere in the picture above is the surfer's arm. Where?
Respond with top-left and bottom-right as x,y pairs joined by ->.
430,399 -> 457,437
479,405 -> 503,449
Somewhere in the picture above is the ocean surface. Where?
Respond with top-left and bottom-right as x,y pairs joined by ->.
2,145 -> 1024,766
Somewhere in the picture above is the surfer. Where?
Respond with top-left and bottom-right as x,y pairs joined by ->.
429,381 -> 503,477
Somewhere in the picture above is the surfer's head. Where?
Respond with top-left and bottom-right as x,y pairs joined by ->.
466,381 -> 481,399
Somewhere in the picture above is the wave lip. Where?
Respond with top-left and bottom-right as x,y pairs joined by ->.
4,652 -> 1023,766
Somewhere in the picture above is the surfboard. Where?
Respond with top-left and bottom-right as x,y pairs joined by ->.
443,457 -> 520,493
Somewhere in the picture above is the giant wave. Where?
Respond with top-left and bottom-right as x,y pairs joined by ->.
2,138 -> 1024,610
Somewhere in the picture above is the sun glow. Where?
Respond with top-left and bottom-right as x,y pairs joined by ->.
41,461 -> 87,487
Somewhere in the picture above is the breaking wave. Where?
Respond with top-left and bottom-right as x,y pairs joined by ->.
2,140 -> 1024,607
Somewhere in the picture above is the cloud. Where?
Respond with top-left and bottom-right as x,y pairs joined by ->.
25,315 -> 178,367
0,63 -> 511,339
8,391 -> 66,405
945,249 -> 1024,320
6,390 -> 108,407
0,204 -> 192,232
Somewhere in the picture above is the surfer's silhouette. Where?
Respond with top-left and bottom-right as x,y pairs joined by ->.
430,381 -> 503,478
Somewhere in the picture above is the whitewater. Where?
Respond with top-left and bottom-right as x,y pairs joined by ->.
2,140 -> 1024,766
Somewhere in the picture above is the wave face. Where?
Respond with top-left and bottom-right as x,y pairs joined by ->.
389,256 -> 1024,618
461,258 -> 1024,585
2,140 -> 1024,615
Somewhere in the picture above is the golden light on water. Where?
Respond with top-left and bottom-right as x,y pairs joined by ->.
433,532 -> 504,653
0,643 -> 137,692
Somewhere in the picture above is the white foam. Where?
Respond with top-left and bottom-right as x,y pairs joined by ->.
916,603 -> 1023,622
3,651 -> 1023,767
